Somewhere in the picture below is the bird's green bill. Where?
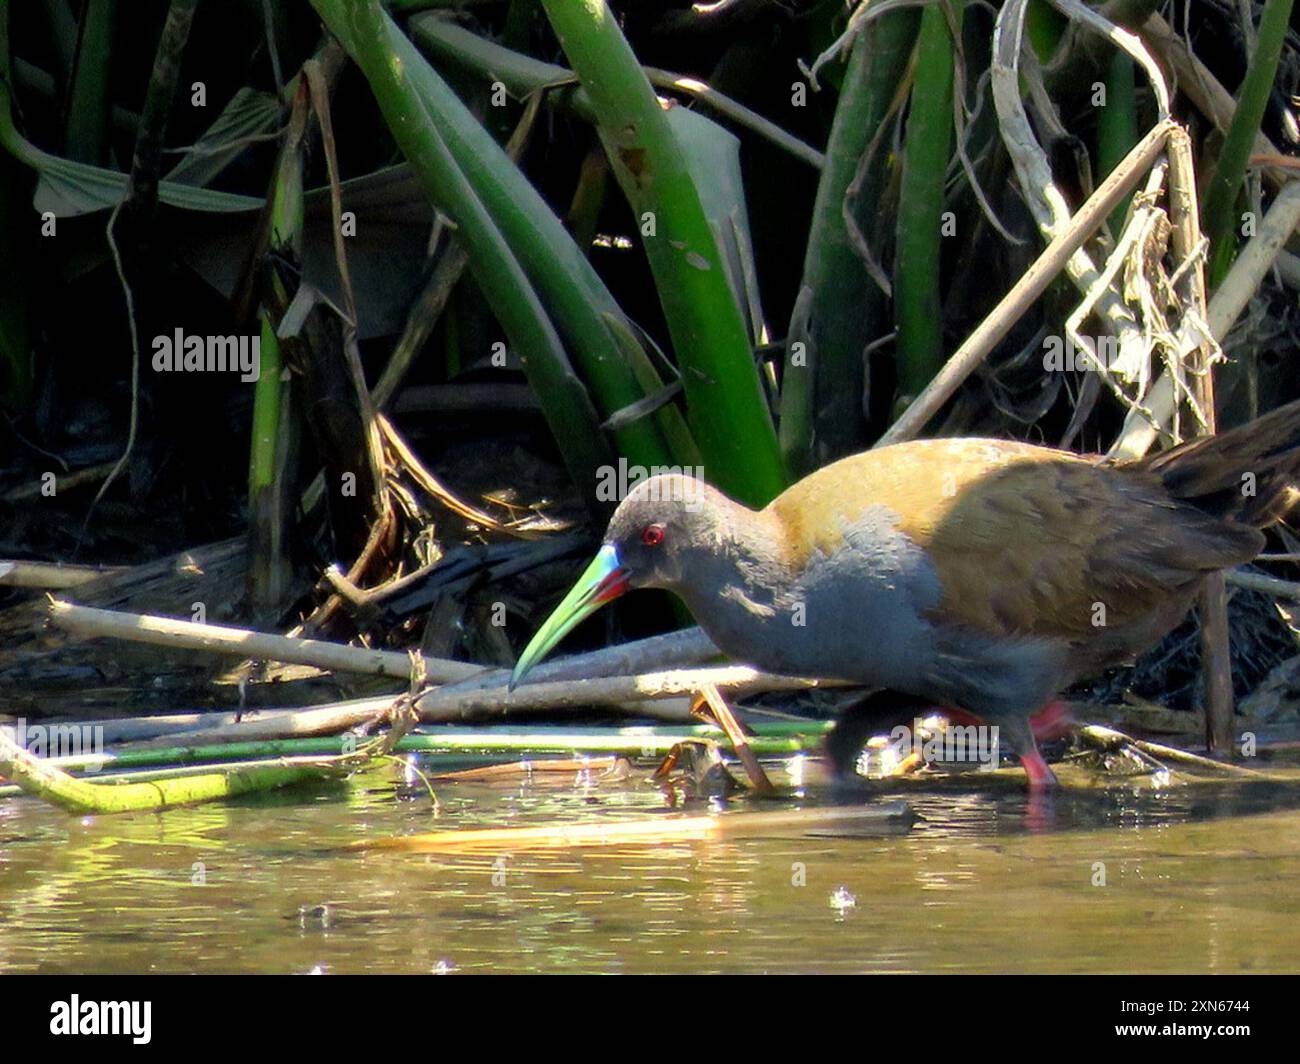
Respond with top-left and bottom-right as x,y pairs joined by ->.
510,544 -> 629,690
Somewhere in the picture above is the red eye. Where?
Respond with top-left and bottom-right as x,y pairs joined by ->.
641,523 -> 665,547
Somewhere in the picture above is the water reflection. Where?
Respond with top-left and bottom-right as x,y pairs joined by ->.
2,755 -> 1299,973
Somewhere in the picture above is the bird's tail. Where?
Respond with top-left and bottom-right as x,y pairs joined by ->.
1138,397 -> 1300,527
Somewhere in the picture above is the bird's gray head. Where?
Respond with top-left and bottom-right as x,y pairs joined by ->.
603,473 -> 730,589
509,473 -> 738,688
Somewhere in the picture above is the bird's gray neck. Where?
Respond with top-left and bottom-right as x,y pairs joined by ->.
671,508 -> 802,663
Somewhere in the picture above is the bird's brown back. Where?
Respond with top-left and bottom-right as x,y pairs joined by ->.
766,438 -> 1262,645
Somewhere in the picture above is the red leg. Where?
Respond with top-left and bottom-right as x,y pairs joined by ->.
1018,744 -> 1059,790
936,704 -> 1064,789
943,701 -> 1074,741
1028,699 -> 1075,743
826,695 -> 1067,789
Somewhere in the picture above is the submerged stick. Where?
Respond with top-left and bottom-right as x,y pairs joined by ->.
2,723 -> 831,780
346,802 -> 913,854
425,756 -> 628,782
0,727 -> 335,813
0,685 -> 427,813
0,753 -> 628,799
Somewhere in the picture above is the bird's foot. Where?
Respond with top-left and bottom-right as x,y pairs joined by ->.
1018,747 -> 1059,790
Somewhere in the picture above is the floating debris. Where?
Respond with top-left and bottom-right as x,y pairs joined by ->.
348,803 -> 913,854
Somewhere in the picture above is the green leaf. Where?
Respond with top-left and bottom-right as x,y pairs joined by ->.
539,0 -> 786,506
664,104 -> 766,344
165,86 -> 282,187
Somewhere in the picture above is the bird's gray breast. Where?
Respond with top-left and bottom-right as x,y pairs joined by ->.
680,505 -> 944,689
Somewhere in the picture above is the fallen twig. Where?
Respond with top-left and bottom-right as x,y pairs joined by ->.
1226,569 -> 1300,601
47,599 -> 478,682
0,560 -> 126,589
413,665 -> 848,719
1078,724 -> 1260,777
692,683 -> 774,794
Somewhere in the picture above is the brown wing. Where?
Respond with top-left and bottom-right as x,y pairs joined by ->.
769,438 -> 1262,642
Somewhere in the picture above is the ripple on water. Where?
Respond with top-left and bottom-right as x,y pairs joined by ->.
2,756 -> 1299,972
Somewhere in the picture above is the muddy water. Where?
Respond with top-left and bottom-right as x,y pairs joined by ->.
2,755 -> 1299,973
